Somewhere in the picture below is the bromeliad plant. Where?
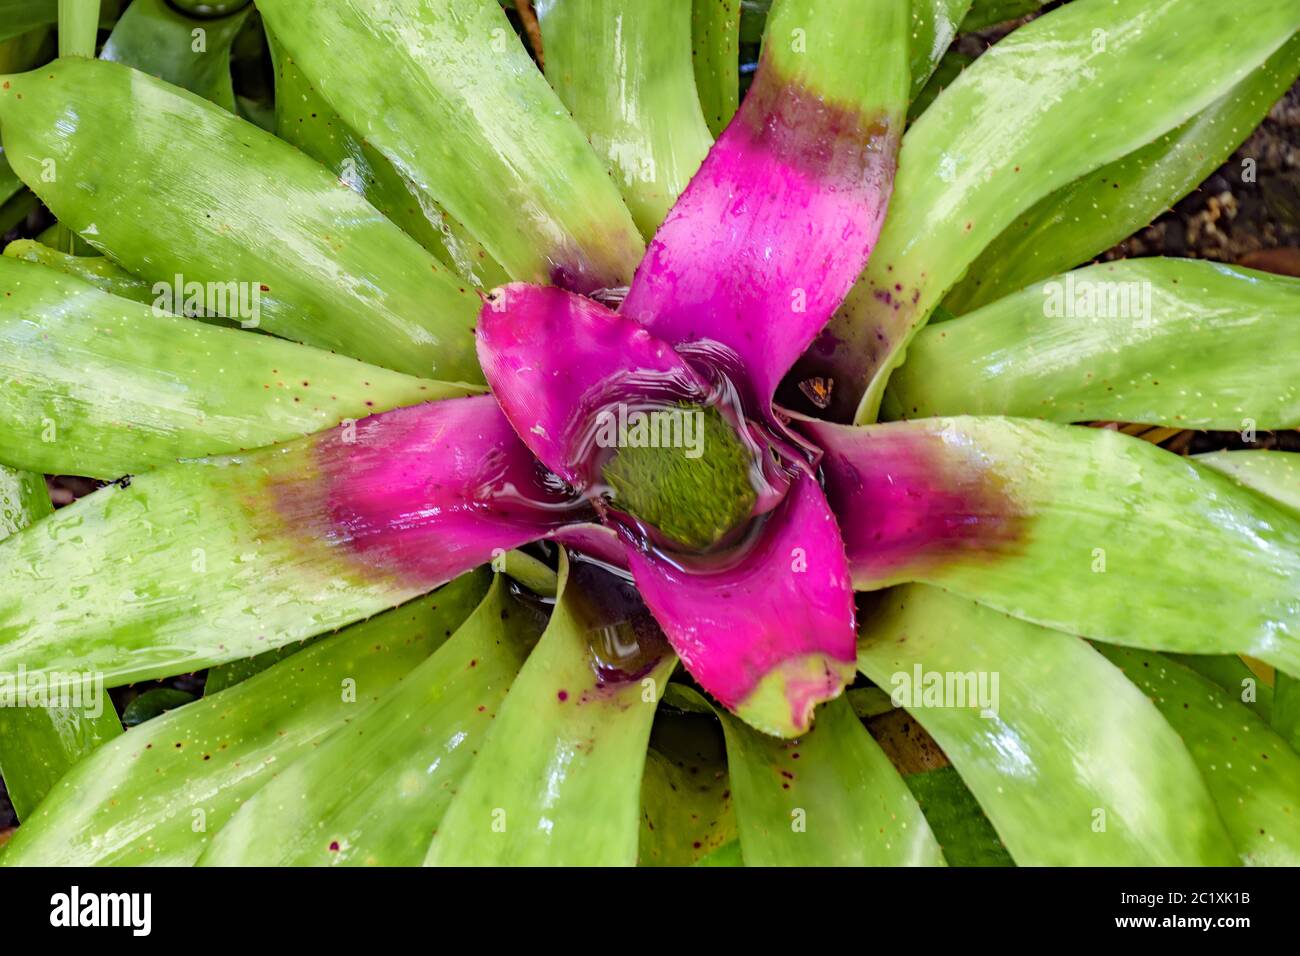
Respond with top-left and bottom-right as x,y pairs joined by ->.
0,0 -> 1296,866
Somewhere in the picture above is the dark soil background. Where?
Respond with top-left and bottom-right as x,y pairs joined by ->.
1,5 -> 1297,831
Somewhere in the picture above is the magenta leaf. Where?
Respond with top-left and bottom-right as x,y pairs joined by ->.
620,470 -> 857,737
316,395 -> 585,586
621,54 -> 900,409
801,417 -> 1024,588
476,283 -> 710,487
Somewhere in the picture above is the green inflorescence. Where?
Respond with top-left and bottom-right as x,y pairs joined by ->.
601,404 -> 757,551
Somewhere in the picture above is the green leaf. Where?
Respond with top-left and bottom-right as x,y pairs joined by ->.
901,767 -> 1012,866
427,553 -> 676,866
691,0 -> 741,137
1196,450 -> 1300,518
100,0 -> 249,111
5,3 -> 117,56
846,685 -> 893,719
0,462 -> 48,540
908,46 -> 970,121
32,220 -> 95,256
0,256 -> 469,479
200,576 -> 542,865
170,0 -> 247,13
56,0 -> 99,59
498,549 -> 559,598
908,0 -> 971,99
4,239 -> 154,303
0,152 -> 22,207
695,838 -> 744,866
1275,673 -> 1300,754
256,0 -> 644,292
943,36 -> 1300,314
1096,645 -> 1300,865
0,23 -> 53,73
201,638 -> 321,696
1194,450 -> 1300,747
883,259 -> 1300,429
739,0 -> 770,43
957,0 -> 1043,31
265,31 -> 508,289
0,188 -> 36,234
766,0 -> 908,112
638,711 -> 737,866
51,0 -> 100,256
537,0 -> 712,238
819,416 -> 1300,675
0,691 -> 121,823
0,464 -> 122,822
0,57 -> 484,381
717,693 -> 945,866
0,572 -> 488,866
856,585 -> 1238,865
719,0 -> 973,95
0,449 -> 411,685
119,688 -> 195,727
1167,653 -> 1273,723
0,189 -> 36,236
0,394 -> 568,689
0,28 -> 47,230
0,2 -> 59,44
813,0 -> 1300,422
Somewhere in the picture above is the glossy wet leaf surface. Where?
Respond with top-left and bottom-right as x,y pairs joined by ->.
814,0 -> 1300,421
0,0 -> 1294,871
942,36 -> 1300,314
691,0 -> 741,136
0,572 -> 487,866
0,465 -> 121,821
1169,654 -> 1274,723
4,240 -> 155,303
101,0 -> 249,111
0,58 -> 483,380
1197,451 -> 1300,518
717,693 -> 944,866
201,576 -> 542,866
0,256 -> 469,479
427,555 -> 675,866
1097,645 -> 1300,865
266,32 -> 508,289
637,710 -> 737,866
539,0 -> 712,237
907,0 -> 971,99
901,767 -> 1011,866
886,260 -> 1300,429
257,0 -> 644,292
811,416 -> 1300,675
857,585 -> 1238,865
0,396 -> 576,688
